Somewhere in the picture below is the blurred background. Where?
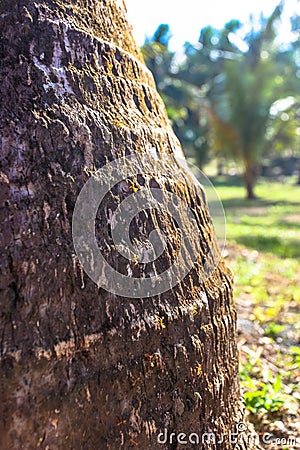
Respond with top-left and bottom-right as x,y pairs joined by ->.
126,0 -> 300,446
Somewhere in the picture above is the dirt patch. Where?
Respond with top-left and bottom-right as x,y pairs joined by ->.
283,214 -> 300,224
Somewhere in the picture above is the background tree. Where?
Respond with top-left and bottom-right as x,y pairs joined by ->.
142,25 -> 214,168
207,3 -> 296,198
0,0 -> 260,448
142,3 -> 300,198
273,13 -> 300,184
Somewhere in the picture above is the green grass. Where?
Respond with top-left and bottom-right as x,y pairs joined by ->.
210,175 -> 300,430
231,252 -> 300,319
213,175 -> 300,326
211,176 -> 300,258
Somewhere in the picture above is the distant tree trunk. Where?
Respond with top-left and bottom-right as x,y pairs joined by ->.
217,159 -> 225,176
243,163 -> 257,199
0,1 -> 261,449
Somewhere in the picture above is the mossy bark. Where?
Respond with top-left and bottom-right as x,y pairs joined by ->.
0,1 -> 261,449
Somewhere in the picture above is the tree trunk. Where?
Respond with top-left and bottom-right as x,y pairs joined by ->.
243,164 -> 257,199
217,159 -> 225,176
0,1 -> 261,449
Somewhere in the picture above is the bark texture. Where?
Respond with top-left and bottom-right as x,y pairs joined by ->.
0,1 -> 260,449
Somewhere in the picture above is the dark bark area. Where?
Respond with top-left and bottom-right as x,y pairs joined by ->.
243,164 -> 257,200
0,1 -> 261,449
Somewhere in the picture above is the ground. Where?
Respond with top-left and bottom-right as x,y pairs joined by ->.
214,176 -> 300,450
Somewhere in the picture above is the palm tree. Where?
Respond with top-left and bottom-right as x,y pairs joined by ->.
0,1 -> 260,448
208,3 -> 297,198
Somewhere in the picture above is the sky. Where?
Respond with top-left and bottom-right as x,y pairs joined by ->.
125,0 -> 300,51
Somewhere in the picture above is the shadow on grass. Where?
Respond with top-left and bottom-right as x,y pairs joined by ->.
210,175 -> 300,258
221,198 -> 300,210
210,175 -> 300,209
278,220 -> 300,230
232,235 -> 300,259
210,175 -> 243,187
220,197 -> 268,210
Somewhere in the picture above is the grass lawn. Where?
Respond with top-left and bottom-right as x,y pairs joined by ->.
212,175 -> 300,258
210,175 -> 300,448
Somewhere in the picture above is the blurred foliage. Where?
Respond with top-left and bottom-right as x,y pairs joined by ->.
141,3 -> 300,198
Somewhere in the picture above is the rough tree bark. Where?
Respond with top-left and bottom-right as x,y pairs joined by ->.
0,1 -> 261,449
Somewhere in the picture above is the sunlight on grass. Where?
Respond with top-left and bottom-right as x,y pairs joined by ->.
214,176 -> 300,258
214,175 -> 300,433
